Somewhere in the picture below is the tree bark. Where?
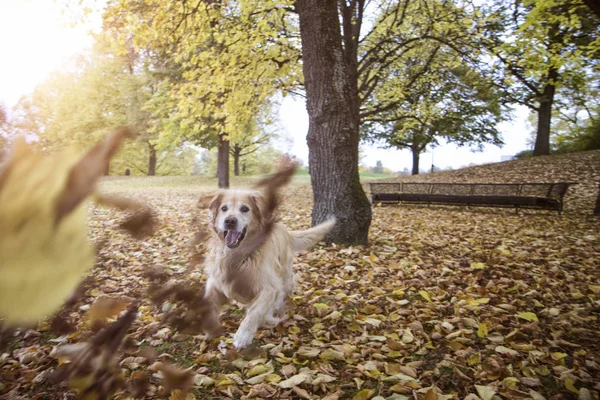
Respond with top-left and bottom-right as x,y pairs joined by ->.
533,69 -> 558,156
232,145 -> 241,176
296,0 -> 372,245
411,149 -> 420,175
217,133 -> 230,188
148,143 -> 157,176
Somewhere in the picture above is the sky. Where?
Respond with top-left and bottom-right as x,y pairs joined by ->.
0,0 -> 533,172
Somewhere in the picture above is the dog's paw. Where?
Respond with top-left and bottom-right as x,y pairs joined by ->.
263,314 -> 286,328
233,329 -> 254,349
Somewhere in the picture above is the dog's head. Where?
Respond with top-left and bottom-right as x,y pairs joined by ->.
198,190 -> 267,250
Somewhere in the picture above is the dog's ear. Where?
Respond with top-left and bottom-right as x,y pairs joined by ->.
198,192 -> 223,219
249,192 -> 271,228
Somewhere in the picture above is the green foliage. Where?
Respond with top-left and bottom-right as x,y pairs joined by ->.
478,0 -> 600,153
360,1 -> 505,164
554,115 -> 600,153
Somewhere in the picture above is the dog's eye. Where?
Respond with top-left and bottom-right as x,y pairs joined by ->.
221,205 -> 228,212
240,205 -> 250,213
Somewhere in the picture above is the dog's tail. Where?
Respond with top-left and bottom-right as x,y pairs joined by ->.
291,217 -> 336,252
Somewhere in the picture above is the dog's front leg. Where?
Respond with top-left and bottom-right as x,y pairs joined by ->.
233,290 -> 277,349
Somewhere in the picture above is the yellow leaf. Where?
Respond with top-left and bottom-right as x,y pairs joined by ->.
352,389 -> 375,400
313,303 -> 330,310
246,365 -> 270,377
265,374 -> 281,383
470,262 -> 487,270
419,290 -> 432,302
477,323 -> 488,338
502,377 -> 519,390
517,312 -> 539,322
565,378 -> 579,394
551,352 -> 568,361
0,130 -> 130,324
423,388 -> 438,400
288,326 -> 301,334
467,353 -> 481,366
320,348 -> 345,361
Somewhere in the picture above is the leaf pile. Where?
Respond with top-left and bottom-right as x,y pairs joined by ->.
0,176 -> 598,399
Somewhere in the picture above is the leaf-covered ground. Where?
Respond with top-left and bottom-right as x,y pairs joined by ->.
1,172 -> 599,400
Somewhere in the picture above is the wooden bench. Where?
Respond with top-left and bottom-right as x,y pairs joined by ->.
369,182 -> 576,214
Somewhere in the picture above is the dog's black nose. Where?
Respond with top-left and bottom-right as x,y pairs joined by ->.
224,216 -> 237,230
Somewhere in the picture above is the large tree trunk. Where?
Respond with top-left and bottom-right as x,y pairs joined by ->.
217,133 -> 230,188
148,143 -> 157,176
233,145 -> 241,176
533,68 -> 558,156
296,0 -> 371,245
411,149 -> 420,175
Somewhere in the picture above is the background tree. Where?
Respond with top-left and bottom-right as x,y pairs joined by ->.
363,44 -> 505,175
478,0 -> 600,156
102,0 -> 301,188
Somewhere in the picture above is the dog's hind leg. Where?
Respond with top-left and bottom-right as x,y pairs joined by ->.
233,290 -> 277,349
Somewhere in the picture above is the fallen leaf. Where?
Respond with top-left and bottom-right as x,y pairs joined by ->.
353,389 -> 375,400
516,311 -> 539,322
475,385 -> 496,400
278,373 -> 307,388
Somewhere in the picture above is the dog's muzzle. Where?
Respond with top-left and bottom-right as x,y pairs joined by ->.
223,217 -> 247,249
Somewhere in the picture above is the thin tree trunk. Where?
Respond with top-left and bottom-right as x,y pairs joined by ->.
217,134 -> 230,188
297,0 -> 371,245
411,149 -> 420,175
148,143 -> 157,176
104,162 -> 110,176
233,145 -> 240,176
533,71 -> 558,156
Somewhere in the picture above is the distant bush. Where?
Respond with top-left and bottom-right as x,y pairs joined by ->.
514,149 -> 534,159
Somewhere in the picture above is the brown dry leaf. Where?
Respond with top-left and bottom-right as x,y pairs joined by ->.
155,362 -> 194,395
423,388 -> 438,400
292,385 -> 313,400
87,295 -> 132,325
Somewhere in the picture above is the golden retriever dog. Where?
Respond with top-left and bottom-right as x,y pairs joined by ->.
198,185 -> 335,349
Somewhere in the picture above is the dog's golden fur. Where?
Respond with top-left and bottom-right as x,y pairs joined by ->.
199,188 -> 335,348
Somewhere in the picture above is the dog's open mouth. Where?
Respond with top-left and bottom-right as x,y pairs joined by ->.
223,227 -> 247,249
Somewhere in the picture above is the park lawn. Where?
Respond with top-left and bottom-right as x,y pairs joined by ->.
1,178 -> 599,399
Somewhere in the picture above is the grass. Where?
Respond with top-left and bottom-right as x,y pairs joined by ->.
99,171 -> 394,192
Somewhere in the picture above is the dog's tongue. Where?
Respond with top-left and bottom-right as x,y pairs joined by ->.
226,230 -> 241,247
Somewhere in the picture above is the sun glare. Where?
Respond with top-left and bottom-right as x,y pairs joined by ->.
0,0 -> 97,108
